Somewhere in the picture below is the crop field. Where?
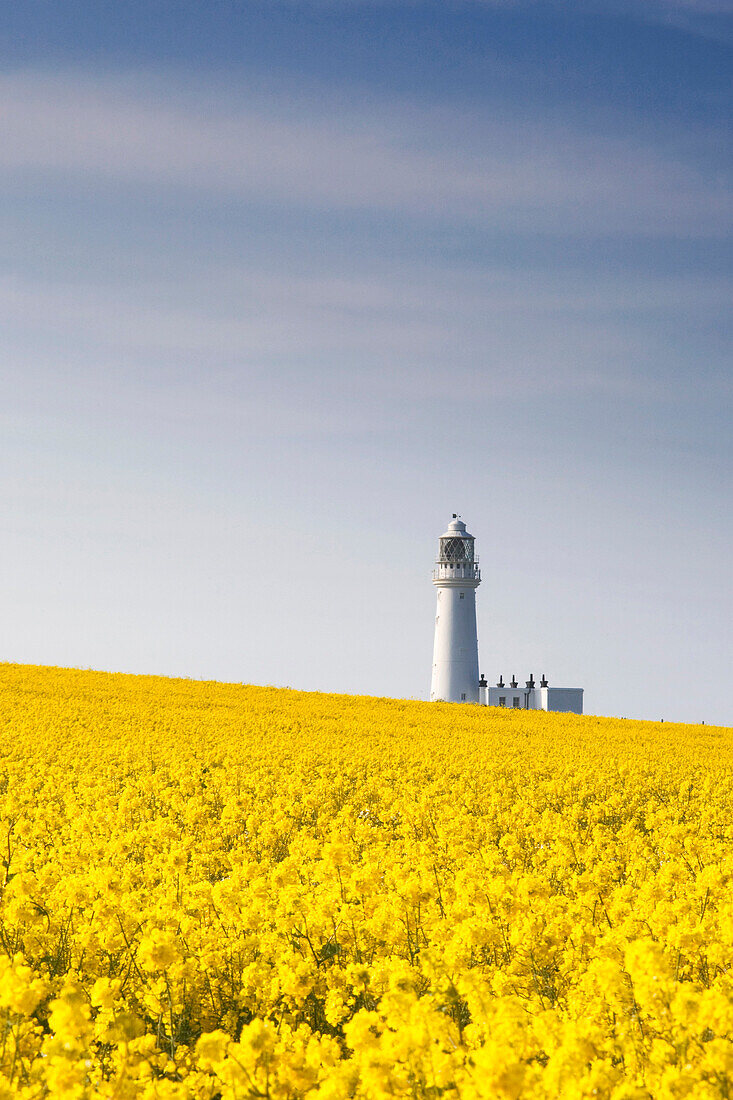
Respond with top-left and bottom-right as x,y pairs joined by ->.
0,664 -> 730,1098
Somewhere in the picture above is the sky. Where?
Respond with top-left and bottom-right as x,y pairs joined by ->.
1,0 -> 731,725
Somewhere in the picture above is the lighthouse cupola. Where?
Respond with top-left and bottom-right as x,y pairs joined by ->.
430,515 -> 481,703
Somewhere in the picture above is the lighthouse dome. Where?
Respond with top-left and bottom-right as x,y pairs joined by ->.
440,516 -> 473,540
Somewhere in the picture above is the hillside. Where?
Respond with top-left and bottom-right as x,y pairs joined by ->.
0,663 -> 730,1098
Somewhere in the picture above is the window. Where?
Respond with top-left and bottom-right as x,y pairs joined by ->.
461,693 -> 466,701
459,592 -> 465,599
441,537 -> 467,562
513,697 -> 520,708
498,696 -> 506,706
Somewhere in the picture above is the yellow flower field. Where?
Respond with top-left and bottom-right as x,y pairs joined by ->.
0,663 -> 730,1099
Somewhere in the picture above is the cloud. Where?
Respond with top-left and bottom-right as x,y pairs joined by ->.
662,0 -> 733,10
279,0 -> 733,42
592,0 -> 733,39
0,70 -> 728,237
250,0 -> 733,7
2,260 -> 729,429
551,0 -> 733,40
265,0 -> 733,20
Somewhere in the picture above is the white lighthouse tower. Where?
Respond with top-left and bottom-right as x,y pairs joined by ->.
430,515 -> 481,703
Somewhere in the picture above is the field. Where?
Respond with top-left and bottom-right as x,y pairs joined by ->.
0,664 -> 730,1099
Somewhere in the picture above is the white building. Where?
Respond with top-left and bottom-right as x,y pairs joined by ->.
480,674 -> 583,714
429,516 -> 584,713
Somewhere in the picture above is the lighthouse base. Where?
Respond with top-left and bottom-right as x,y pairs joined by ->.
430,583 -> 480,703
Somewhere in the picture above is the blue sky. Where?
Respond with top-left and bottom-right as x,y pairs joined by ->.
1,0 -> 731,723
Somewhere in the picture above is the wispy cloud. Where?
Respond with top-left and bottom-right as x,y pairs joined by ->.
268,0 -> 733,19
0,70 -> 728,237
262,0 -> 733,7
592,0 -> 733,40
278,0 -> 733,42
2,260 -> 729,425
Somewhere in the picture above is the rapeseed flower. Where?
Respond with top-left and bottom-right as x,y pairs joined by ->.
0,662 -> 729,1097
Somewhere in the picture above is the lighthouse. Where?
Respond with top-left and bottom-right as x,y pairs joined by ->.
430,515 -> 481,703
